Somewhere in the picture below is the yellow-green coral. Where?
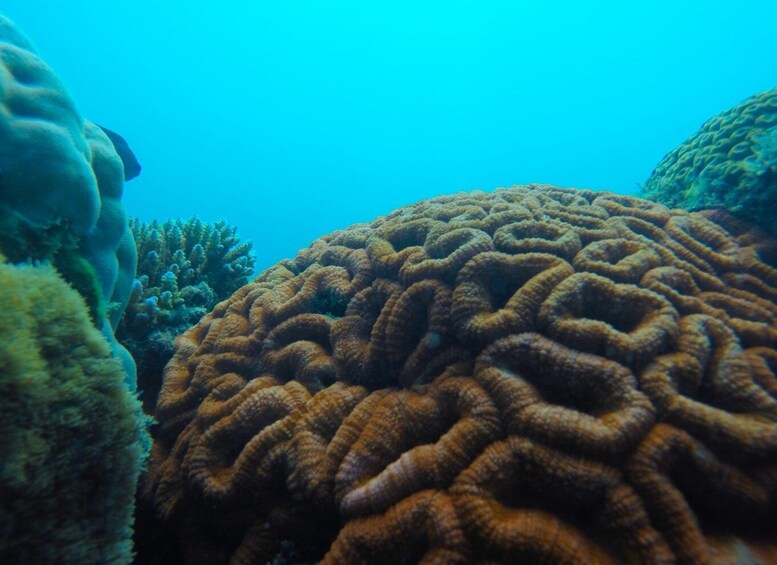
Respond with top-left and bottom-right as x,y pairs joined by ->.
641,87 -> 777,236
0,255 -> 150,563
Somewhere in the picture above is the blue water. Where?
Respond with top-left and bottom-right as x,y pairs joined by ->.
3,1 -> 776,272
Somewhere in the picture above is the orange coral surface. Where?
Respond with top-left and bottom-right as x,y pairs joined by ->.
143,185 -> 777,564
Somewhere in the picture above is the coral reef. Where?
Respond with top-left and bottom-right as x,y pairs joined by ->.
0,15 -> 137,384
117,217 -> 255,412
642,87 -> 777,236
141,185 -> 777,563
0,254 -> 150,563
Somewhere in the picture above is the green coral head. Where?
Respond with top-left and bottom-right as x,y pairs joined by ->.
53,248 -> 106,326
642,87 -> 777,236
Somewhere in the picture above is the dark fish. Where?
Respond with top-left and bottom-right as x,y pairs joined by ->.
96,124 -> 142,181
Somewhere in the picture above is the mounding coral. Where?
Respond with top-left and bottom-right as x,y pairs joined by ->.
0,255 -> 150,563
117,217 -> 255,412
141,185 -> 777,564
0,14 -> 137,384
642,87 -> 777,237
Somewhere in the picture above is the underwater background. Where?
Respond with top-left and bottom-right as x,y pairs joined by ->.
2,0 -> 776,272
2,2 -> 777,563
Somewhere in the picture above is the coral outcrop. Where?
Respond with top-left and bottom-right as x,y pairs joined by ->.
143,185 -> 777,563
642,87 -> 777,237
0,255 -> 149,563
117,217 -> 255,412
0,14 -> 137,384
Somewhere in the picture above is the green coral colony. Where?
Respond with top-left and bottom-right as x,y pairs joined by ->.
0,254 -> 147,563
0,16 -> 148,563
642,87 -> 777,236
1,9 -> 776,565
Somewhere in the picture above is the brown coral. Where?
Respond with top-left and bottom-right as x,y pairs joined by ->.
141,185 -> 777,564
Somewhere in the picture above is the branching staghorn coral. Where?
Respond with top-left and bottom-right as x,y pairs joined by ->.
117,216 -> 255,412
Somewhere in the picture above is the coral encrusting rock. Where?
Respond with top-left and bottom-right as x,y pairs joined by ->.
642,87 -> 777,237
143,185 -> 777,564
117,217 -> 254,412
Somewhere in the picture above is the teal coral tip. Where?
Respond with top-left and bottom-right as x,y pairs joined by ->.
117,216 -> 255,413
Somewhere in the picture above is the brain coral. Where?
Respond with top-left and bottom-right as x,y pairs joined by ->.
0,254 -> 149,563
0,14 -> 137,384
642,87 -> 777,237
142,185 -> 777,564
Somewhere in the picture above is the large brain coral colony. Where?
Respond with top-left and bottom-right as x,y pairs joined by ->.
642,87 -> 777,237
143,185 -> 777,564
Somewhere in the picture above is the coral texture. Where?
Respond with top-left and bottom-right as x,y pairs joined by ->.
143,185 -> 777,563
642,87 -> 777,236
0,15 -> 137,384
118,217 -> 255,412
0,255 -> 149,563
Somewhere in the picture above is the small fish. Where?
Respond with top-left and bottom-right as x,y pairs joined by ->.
96,124 -> 142,181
